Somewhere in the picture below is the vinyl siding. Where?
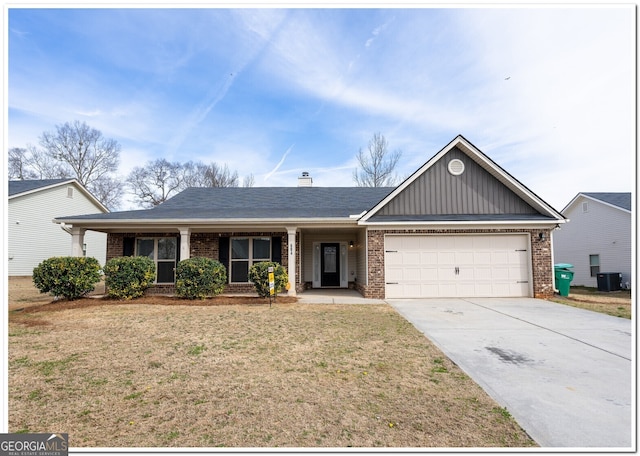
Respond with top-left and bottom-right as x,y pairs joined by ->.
553,196 -> 632,287
8,184 -> 107,275
378,147 -> 538,216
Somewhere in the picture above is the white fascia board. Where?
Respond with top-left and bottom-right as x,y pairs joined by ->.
360,219 -> 566,229
52,217 -> 360,232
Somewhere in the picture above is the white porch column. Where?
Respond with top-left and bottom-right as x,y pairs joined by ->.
179,228 -> 191,261
286,227 -> 297,296
70,227 -> 86,257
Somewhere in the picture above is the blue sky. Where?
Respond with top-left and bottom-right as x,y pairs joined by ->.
6,4 -> 635,211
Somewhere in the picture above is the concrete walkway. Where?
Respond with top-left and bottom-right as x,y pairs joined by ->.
389,298 -> 634,449
296,289 -> 387,304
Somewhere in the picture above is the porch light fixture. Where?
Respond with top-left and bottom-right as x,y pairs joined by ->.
538,232 -> 546,241
349,241 -> 354,248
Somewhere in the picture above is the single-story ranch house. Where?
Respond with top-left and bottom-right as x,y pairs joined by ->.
54,135 -> 567,299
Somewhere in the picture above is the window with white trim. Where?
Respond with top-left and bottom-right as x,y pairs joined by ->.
136,237 -> 177,283
230,237 -> 271,283
589,254 -> 600,277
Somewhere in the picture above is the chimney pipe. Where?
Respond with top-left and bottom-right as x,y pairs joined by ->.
298,172 -> 313,187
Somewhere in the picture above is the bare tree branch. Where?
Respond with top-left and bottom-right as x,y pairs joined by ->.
126,159 -> 184,208
353,132 -> 402,187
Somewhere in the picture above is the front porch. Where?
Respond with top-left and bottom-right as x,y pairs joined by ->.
101,226 -> 370,297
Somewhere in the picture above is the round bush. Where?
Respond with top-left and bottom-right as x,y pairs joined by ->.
175,257 -> 227,300
103,256 -> 156,300
32,256 -> 102,300
248,261 -> 288,298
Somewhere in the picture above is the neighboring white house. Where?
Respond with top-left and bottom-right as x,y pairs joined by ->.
553,192 -> 632,289
8,179 -> 109,276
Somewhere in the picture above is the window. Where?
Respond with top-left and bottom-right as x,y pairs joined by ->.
136,237 -> 177,283
230,237 -> 271,283
589,254 -> 600,277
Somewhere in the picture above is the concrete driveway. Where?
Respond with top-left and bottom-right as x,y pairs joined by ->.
388,298 -> 633,449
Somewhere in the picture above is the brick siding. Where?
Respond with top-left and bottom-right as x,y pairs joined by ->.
106,231 -> 290,295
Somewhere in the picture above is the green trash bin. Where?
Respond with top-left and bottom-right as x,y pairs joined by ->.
554,264 -> 574,297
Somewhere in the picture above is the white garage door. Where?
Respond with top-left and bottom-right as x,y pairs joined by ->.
385,234 -> 531,298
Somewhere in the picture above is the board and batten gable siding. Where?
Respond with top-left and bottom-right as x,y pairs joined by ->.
378,147 -> 539,216
553,195 -> 631,288
8,183 -> 107,275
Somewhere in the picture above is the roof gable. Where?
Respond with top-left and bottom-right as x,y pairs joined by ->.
9,179 -> 74,197
9,179 -> 109,213
563,192 -> 632,213
361,135 -> 565,223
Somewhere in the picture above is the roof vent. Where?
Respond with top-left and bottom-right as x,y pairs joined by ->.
298,172 -> 313,187
448,159 -> 465,176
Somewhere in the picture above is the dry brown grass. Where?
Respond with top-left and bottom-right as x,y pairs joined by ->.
549,286 -> 632,319
7,277 -> 536,449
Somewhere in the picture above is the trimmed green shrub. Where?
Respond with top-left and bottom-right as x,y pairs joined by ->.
175,257 -> 227,300
248,261 -> 288,298
103,256 -> 155,300
32,256 -> 102,300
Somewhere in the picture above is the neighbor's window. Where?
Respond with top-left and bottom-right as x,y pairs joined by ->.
230,237 -> 271,283
589,254 -> 600,277
136,237 -> 177,283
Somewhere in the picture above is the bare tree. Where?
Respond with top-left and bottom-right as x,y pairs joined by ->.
182,161 -> 241,188
39,120 -> 121,188
90,175 -> 125,210
25,145 -> 69,179
242,173 -> 255,188
9,148 -> 36,180
9,121 -> 123,209
126,159 -> 184,208
353,132 -> 402,187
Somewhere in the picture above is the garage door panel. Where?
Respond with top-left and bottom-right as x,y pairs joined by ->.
474,252 -> 492,263
404,267 -> 421,281
385,234 -> 531,299
438,252 -> 456,264
403,252 -> 421,264
474,267 -> 492,280
455,251 -> 474,264
421,267 -> 438,280
420,252 -> 438,263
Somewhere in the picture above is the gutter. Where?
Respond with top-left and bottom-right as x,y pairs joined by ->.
59,222 -> 73,235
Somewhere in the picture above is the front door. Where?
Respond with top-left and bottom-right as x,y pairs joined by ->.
321,243 -> 340,287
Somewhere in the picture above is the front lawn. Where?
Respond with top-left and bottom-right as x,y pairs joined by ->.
8,292 -> 536,448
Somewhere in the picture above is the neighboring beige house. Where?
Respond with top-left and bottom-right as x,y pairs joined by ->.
553,192 -> 632,289
54,136 -> 566,299
8,179 -> 109,276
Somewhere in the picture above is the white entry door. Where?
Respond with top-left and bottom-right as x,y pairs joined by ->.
384,234 -> 531,298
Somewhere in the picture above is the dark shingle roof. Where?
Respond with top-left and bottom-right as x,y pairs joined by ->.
56,187 -> 395,221
583,192 -> 631,211
9,179 -> 73,197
